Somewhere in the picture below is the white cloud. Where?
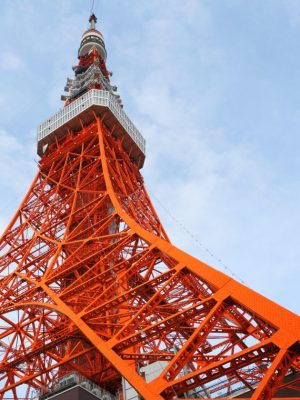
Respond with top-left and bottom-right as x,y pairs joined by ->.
0,52 -> 24,70
279,0 -> 300,28
0,129 -> 35,232
111,1 -> 300,313
0,0 -> 298,315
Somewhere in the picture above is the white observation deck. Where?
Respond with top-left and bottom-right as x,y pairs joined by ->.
37,89 -> 146,168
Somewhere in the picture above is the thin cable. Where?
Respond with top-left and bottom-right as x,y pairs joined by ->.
90,0 -> 95,14
150,190 -> 246,285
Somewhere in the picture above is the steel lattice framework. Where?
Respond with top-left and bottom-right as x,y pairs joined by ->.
0,13 -> 299,400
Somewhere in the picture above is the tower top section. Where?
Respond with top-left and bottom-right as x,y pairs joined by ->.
78,13 -> 107,61
89,13 -> 97,27
37,14 -> 146,168
61,13 -> 118,105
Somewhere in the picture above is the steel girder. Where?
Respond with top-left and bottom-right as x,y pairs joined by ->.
0,117 -> 299,399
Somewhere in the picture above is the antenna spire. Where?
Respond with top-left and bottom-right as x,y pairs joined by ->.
89,13 -> 97,30
90,0 -> 95,14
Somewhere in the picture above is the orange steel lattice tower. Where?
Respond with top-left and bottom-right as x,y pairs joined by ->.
0,14 -> 299,400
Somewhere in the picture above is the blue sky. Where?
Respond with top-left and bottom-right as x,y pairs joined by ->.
0,0 -> 299,314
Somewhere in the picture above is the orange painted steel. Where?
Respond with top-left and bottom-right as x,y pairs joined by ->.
0,116 -> 299,399
1,12 -> 300,399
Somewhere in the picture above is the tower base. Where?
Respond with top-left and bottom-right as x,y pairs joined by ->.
39,386 -> 100,400
32,373 -> 117,400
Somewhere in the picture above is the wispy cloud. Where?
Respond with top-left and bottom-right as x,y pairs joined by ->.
279,0 -> 300,28
107,1 -> 300,312
0,51 -> 24,70
0,0 -> 298,314
0,129 -> 35,231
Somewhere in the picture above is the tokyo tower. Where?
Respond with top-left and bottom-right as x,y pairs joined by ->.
0,12 -> 299,400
